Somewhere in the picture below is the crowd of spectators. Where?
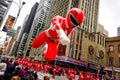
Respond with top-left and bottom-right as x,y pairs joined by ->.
0,56 -> 115,80
0,57 -> 38,80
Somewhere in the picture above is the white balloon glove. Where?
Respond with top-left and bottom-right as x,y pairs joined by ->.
60,35 -> 70,45
55,23 -> 70,45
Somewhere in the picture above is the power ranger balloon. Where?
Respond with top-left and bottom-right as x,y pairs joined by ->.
32,8 -> 84,62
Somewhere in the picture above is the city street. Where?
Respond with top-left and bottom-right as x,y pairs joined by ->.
0,0 -> 120,80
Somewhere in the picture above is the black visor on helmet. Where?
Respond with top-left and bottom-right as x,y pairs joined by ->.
70,14 -> 79,26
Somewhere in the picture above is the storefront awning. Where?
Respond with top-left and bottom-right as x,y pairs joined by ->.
104,67 -> 120,72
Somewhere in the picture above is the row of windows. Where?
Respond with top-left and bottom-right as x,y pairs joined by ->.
97,34 -> 105,46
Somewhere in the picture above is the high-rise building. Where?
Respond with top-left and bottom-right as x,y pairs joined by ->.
0,0 -> 12,29
7,26 -> 21,55
117,27 -> 120,36
98,23 -> 109,37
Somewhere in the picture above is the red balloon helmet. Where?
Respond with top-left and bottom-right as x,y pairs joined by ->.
66,8 -> 84,28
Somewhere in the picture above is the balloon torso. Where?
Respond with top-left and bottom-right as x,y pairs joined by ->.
47,16 -> 73,40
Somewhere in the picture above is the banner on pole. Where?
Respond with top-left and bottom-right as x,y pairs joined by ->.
2,15 -> 16,32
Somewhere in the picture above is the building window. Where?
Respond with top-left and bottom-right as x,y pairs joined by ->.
97,34 -> 100,44
57,44 -> 66,56
109,45 -> 114,52
118,45 -> 120,52
109,57 -> 113,66
68,48 -> 73,58
75,50 -> 78,59
88,45 -> 94,55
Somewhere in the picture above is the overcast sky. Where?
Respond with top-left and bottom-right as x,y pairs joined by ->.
98,0 -> 120,37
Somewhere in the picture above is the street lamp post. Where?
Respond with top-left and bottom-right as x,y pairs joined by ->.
96,50 -> 101,77
7,0 -> 25,56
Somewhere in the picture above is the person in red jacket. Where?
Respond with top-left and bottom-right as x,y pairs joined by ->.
85,72 -> 90,80
78,71 -> 84,80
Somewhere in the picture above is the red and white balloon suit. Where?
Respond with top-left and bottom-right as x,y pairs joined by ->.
32,8 -> 84,62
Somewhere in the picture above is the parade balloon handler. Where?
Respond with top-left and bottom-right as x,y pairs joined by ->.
32,8 -> 84,62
